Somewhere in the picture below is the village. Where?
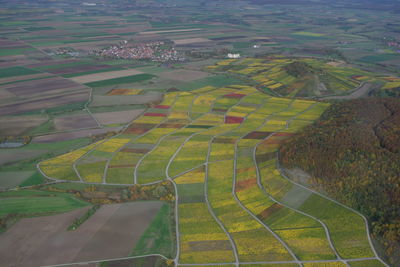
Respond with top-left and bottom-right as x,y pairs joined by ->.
91,41 -> 186,62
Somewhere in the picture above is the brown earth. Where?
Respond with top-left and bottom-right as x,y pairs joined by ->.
0,73 -> 52,85
0,115 -> 48,136
3,77 -> 83,97
54,113 -> 99,131
0,89 -> 16,102
0,201 -> 163,267
235,178 -> 257,192
93,109 -> 144,125
257,203 -> 283,220
0,149 -> 48,165
243,131 -> 272,139
0,91 -> 90,116
124,128 -> 150,134
90,94 -> 162,107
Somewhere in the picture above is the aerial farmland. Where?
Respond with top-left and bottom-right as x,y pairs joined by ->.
0,0 -> 399,267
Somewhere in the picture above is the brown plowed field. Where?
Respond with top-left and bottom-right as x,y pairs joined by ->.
0,91 -> 89,116
54,113 -> 99,131
93,109 -> 144,125
0,201 -> 163,267
3,77 -> 83,97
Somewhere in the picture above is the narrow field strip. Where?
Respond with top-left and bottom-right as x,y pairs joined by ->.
172,88 -> 266,264
234,104 -> 338,262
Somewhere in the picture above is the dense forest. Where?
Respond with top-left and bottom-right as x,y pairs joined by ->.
280,98 -> 400,265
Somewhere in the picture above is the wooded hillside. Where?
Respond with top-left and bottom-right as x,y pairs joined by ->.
280,98 -> 400,265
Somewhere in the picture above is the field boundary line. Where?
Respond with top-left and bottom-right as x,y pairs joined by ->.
134,92 -> 202,184
277,158 -> 389,267
251,102 -> 346,264
166,125 -> 221,264
170,89 -> 261,266
230,98 -> 302,264
39,253 -> 169,267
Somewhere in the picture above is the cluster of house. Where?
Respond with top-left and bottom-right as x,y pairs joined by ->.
92,41 -> 185,62
387,41 -> 400,50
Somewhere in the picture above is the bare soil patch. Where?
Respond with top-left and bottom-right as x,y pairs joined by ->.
0,91 -> 89,116
235,178 -> 257,192
0,149 -> 48,165
54,114 -> 99,131
0,73 -> 51,85
93,109 -> 144,125
0,201 -> 163,267
243,131 -> 272,139
0,115 -> 48,136
257,203 -> 283,220
90,93 -> 162,107
0,89 -> 15,101
3,77 -> 83,97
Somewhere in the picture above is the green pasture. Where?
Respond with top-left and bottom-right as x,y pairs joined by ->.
0,190 -> 89,216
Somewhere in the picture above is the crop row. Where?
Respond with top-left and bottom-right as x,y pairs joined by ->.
208,160 -> 293,262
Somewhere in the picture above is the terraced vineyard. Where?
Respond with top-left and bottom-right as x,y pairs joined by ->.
207,57 -> 382,98
39,85 -> 387,266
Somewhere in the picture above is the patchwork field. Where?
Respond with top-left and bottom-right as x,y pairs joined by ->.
39,85 -> 386,266
0,2 -> 399,266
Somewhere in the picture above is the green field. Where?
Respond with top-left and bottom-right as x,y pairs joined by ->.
0,66 -> 41,78
0,190 -> 89,216
131,203 -> 175,258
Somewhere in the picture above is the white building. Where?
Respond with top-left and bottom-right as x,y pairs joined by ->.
227,53 -> 240,59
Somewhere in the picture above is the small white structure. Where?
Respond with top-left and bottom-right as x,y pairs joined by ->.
227,53 -> 240,59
